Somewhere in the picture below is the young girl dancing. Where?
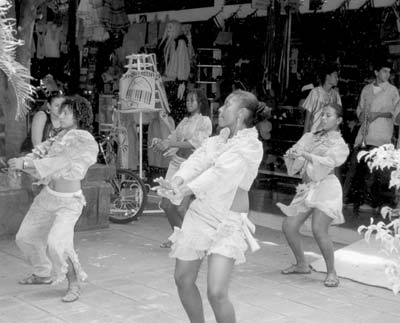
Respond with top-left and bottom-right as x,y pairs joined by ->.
152,89 -> 212,248
155,90 -> 267,323
8,96 -> 98,302
277,103 -> 349,288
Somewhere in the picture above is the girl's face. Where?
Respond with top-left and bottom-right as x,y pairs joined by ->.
47,97 -> 65,117
59,106 -> 77,129
320,106 -> 341,132
218,94 -> 242,128
186,93 -> 199,114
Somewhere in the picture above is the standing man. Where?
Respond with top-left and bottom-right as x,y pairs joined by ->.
302,64 -> 341,134
343,60 -> 400,214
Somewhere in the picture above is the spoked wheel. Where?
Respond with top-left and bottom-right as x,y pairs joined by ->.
109,169 -> 148,224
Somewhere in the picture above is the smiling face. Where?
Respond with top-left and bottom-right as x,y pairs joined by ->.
59,105 -> 77,130
320,105 -> 342,132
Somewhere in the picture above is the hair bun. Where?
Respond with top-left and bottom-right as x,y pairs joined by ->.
254,102 -> 270,124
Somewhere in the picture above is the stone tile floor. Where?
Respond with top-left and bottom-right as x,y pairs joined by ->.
1,213 -> 399,323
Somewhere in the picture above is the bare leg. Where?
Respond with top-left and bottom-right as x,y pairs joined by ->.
62,258 -> 80,302
281,210 -> 312,272
207,254 -> 236,323
160,198 -> 183,229
311,210 -> 338,285
160,198 -> 183,247
174,259 -> 204,323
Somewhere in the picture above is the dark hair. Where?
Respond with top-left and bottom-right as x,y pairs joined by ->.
187,89 -> 209,117
230,90 -> 269,127
318,64 -> 339,85
47,91 -> 64,104
60,95 -> 94,132
373,59 -> 392,72
324,102 -> 343,118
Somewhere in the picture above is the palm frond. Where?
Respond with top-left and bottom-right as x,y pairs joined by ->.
0,0 -> 35,120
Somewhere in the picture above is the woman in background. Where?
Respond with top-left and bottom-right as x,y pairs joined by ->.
153,89 -> 212,248
21,91 -> 65,152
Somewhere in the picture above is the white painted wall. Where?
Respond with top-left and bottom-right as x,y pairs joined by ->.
127,0 -> 267,24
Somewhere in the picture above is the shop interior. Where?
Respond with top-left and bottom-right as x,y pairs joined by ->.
2,0 -> 400,230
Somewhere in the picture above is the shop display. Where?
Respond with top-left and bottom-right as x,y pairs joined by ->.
196,48 -> 223,118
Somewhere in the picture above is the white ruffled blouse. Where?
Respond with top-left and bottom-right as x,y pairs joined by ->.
26,129 -> 99,184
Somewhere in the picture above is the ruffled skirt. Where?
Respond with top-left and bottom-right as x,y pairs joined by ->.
168,201 -> 259,264
277,174 -> 345,225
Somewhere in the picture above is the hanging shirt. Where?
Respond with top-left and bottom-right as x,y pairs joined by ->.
302,86 -> 342,133
44,23 -> 62,58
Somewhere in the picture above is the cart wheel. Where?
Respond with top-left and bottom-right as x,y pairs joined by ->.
109,169 -> 147,224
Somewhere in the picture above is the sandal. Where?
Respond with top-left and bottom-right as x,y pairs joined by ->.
160,240 -> 172,248
62,285 -> 81,302
281,264 -> 312,275
19,274 -> 52,285
324,276 -> 340,288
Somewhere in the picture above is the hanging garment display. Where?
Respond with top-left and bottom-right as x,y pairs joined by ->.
100,0 -> 130,35
121,23 -> 147,59
44,22 -> 62,58
77,0 -> 109,43
160,21 -> 191,82
36,22 -> 46,59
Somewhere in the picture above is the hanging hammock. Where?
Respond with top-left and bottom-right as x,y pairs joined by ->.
0,0 -> 35,120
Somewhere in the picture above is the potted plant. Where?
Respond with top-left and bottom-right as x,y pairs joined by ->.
357,144 -> 400,294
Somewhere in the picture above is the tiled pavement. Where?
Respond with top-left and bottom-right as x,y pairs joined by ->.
1,213 -> 399,323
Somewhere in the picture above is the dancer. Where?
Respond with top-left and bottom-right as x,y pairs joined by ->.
277,102 -> 349,288
8,96 -> 98,302
155,90 -> 266,323
152,89 -> 212,248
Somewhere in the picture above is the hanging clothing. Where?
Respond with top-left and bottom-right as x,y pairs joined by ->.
44,23 -> 62,58
164,35 -> 190,81
100,0 -> 130,34
277,131 -> 349,225
77,0 -> 109,42
36,23 -> 47,59
122,23 -> 147,56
